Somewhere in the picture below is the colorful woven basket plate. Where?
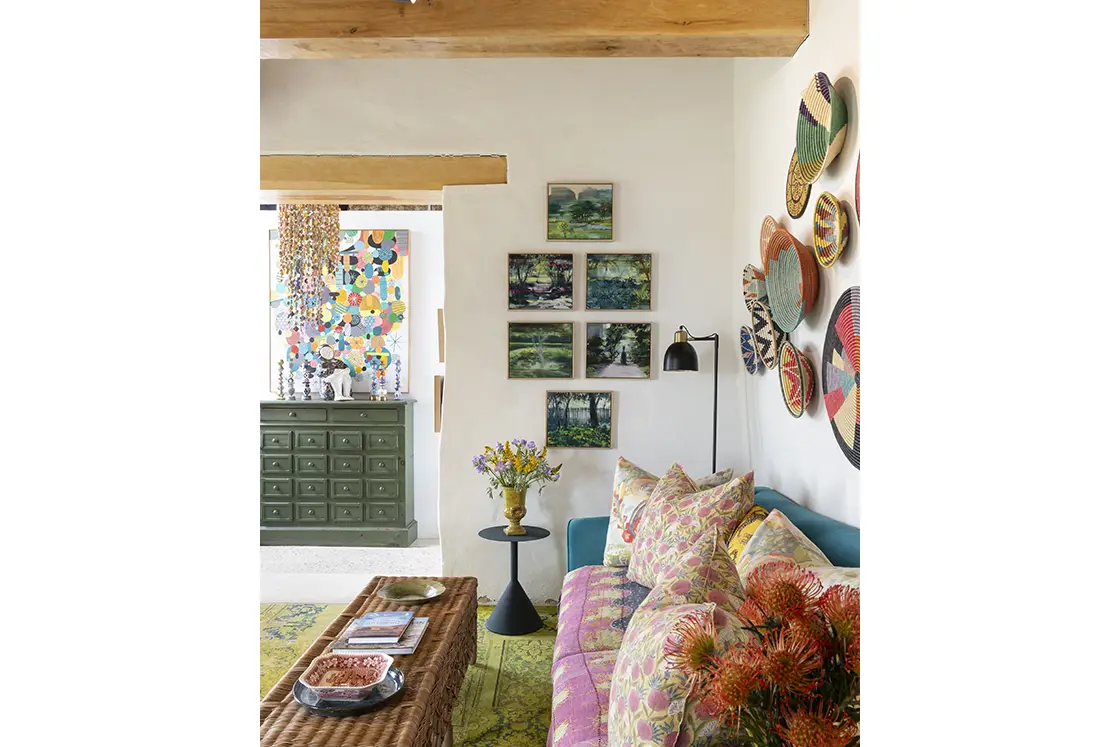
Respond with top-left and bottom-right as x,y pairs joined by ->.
779,341 -> 814,418
740,325 -> 761,375
812,191 -> 849,268
747,299 -> 779,370
795,72 -> 849,184
765,230 -> 819,334
785,152 -> 812,219
760,216 -> 780,256
742,264 -> 767,304
855,153 -> 860,221
822,287 -> 860,469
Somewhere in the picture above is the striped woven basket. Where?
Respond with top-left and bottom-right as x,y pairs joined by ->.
795,72 -> 849,184
760,215 -> 780,256
812,191 -> 849,268
779,340 -> 815,418
765,230 -> 819,333
740,325 -> 762,375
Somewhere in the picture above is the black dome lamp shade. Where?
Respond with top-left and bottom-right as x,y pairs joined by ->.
662,325 -> 720,474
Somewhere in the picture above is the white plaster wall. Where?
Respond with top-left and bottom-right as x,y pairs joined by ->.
262,59 -> 739,600
731,0 -> 861,527
260,208 -> 444,539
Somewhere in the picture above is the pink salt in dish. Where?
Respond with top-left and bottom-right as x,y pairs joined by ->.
297,652 -> 393,701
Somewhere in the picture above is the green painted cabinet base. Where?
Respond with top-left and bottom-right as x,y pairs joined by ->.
260,521 -> 418,548
261,399 -> 416,548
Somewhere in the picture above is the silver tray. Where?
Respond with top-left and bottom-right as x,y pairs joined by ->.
292,666 -> 405,717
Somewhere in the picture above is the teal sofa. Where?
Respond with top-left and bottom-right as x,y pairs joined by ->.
548,487 -> 859,747
565,486 -> 860,571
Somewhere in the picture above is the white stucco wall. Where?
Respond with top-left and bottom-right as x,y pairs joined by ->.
262,59 -> 740,600
731,0 -> 861,527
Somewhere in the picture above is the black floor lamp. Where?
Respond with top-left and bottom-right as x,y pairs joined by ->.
662,326 -> 719,474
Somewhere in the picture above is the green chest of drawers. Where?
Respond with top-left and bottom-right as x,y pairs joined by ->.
260,399 -> 417,547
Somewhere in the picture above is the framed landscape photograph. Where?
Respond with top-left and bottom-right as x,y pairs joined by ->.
586,253 -> 652,310
508,253 -> 574,310
586,323 -> 651,379
547,183 -> 614,241
508,322 -> 574,379
545,391 -> 613,448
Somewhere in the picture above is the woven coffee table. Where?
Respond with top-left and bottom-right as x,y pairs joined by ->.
261,576 -> 478,747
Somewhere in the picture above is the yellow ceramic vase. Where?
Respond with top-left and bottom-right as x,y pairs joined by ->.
503,487 -> 527,536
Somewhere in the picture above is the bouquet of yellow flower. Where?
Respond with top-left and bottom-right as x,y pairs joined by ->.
472,439 -> 562,499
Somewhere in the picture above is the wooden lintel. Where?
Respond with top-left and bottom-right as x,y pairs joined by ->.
260,155 -> 507,192
261,0 -> 808,59
261,189 -> 444,206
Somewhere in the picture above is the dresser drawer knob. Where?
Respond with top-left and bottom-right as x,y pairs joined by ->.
271,438 -> 279,444
343,438 -> 350,444
378,486 -> 385,492
342,462 -> 350,468
360,413 -> 368,418
343,510 -> 351,516
307,509 -> 314,515
343,486 -> 350,491
272,485 -> 280,491
271,461 -> 279,467
378,438 -> 385,444
378,461 -> 386,468
307,462 -> 314,467
378,509 -> 385,516
271,509 -> 279,515
288,412 -> 297,418
307,438 -> 314,444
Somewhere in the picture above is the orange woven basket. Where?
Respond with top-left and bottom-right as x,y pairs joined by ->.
779,340 -> 815,418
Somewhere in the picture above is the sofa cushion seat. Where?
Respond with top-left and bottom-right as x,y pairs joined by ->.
547,649 -> 616,747
556,565 -> 651,662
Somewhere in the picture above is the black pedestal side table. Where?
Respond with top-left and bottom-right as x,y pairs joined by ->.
478,525 -> 551,635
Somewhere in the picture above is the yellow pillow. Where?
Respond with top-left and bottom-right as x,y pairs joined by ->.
724,504 -> 771,563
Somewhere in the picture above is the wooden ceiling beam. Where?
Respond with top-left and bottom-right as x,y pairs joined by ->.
261,0 -> 808,59
260,155 -> 507,192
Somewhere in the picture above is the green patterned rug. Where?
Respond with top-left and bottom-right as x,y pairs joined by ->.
260,604 -> 557,746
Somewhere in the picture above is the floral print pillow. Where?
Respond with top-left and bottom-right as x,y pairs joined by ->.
724,504 -> 772,563
627,463 -> 754,589
734,508 -> 831,582
604,457 -> 733,567
608,601 -> 749,747
656,526 -> 745,617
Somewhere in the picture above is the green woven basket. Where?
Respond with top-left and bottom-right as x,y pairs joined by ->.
795,72 -> 849,184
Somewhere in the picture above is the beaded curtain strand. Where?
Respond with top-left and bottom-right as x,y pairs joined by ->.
278,204 -> 341,332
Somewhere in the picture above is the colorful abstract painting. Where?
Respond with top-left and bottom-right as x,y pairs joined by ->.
270,229 -> 410,393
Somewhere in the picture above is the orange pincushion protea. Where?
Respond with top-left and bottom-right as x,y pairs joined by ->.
846,634 -> 860,676
762,627 -> 822,694
820,585 -> 860,643
705,642 -> 766,724
779,700 -> 859,747
744,560 -> 824,623
663,609 -> 718,681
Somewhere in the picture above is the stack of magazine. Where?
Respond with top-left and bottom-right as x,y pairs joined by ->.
332,610 -> 430,656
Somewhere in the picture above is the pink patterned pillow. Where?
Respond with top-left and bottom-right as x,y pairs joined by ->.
608,601 -> 750,747
627,463 -> 755,589
657,527 -> 745,616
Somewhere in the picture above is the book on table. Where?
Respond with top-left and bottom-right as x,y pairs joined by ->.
332,618 -> 430,656
344,610 -> 415,644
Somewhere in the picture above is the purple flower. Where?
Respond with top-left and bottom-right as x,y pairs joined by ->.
527,441 -> 536,449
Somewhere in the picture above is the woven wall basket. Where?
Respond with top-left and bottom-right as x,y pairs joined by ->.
740,325 -> 762,375
822,287 -> 860,469
812,191 -> 849,268
760,215 -> 780,257
765,230 -> 820,334
795,72 -> 849,184
786,152 -> 812,219
742,264 -> 767,304
855,154 -> 860,221
747,299 -> 779,370
779,341 -> 814,418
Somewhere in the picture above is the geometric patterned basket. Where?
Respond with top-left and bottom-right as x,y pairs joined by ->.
812,191 -> 849,268
766,229 -> 820,333
786,151 -> 812,219
822,287 -> 860,469
795,72 -> 849,184
747,298 -> 780,370
740,325 -> 762,375
779,340 -> 814,418
760,215 -> 780,257
742,263 -> 767,304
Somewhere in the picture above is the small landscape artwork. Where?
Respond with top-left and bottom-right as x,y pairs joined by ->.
546,391 -> 613,448
508,253 -> 574,310
547,183 -> 613,241
586,253 -> 652,310
508,322 -> 574,379
586,323 -> 651,379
